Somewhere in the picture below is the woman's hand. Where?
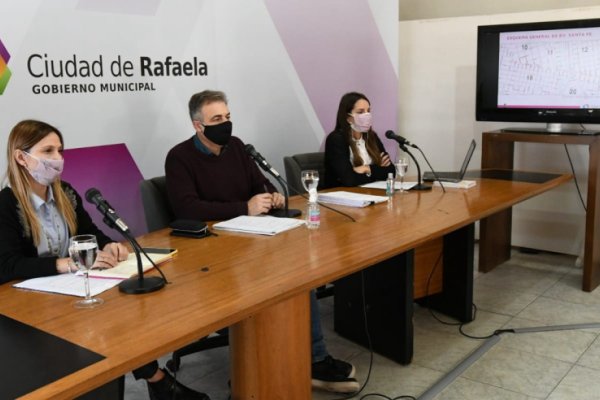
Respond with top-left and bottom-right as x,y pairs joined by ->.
103,242 -> 129,262
91,243 -> 129,269
380,152 -> 391,167
56,257 -> 74,274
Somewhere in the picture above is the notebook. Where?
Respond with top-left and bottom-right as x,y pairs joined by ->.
423,139 -> 476,183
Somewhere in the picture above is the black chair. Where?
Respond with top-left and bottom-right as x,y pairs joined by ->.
283,152 -> 328,195
282,153 -> 333,299
139,176 -> 174,232
139,176 -> 229,372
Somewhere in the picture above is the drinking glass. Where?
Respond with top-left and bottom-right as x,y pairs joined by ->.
69,234 -> 103,308
301,170 -> 319,198
395,156 -> 409,193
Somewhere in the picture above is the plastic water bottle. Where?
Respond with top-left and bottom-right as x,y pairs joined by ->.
306,189 -> 320,229
386,172 -> 395,200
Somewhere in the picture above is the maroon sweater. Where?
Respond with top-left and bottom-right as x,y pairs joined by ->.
165,136 -> 277,221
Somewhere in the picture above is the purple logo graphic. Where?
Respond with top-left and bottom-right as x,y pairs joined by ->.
0,37 -> 12,95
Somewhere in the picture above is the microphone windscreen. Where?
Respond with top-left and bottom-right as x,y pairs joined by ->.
244,144 -> 256,154
85,187 -> 101,203
385,130 -> 395,139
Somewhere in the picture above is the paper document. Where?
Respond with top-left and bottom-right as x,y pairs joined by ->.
213,215 -> 305,235
88,251 -> 173,279
318,191 -> 388,207
13,274 -> 121,297
433,180 -> 476,189
361,181 -> 417,191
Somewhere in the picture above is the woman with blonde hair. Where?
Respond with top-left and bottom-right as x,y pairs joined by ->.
0,120 -> 209,400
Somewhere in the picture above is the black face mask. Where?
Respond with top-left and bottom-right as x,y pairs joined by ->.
203,121 -> 232,146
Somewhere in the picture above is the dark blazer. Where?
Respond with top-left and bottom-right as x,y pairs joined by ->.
325,130 -> 395,188
0,181 -> 113,284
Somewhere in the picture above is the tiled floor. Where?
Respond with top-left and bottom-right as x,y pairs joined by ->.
124,248 -> 600,399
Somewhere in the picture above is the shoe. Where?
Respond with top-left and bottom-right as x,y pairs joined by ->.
147,369 -> 211,400
312,356 -> 360,393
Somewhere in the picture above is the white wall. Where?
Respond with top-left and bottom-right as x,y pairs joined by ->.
399,6 -> 600,255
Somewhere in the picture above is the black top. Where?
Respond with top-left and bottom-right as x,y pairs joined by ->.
324,130 -> 395,188
0,181 -> 113,284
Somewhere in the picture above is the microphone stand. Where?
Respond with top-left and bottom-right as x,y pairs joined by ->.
399,144 -> 431,191
101,215 -> 166,295
267,174 -> 302,218
247,150 -> 301,218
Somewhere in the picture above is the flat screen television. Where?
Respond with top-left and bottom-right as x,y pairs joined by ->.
476,18 -> 600,133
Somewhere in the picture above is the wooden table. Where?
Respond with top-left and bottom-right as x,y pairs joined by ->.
0,174 -> 570,399
481,130 -> 600,291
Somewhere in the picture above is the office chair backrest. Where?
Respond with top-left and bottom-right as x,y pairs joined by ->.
139,176 -> 175,232
283,152 -> 327,195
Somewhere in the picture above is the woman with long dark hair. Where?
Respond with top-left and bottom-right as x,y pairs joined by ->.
325,92 -> 394,187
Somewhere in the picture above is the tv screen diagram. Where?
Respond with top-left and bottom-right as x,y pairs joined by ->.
498,27 -> 600,110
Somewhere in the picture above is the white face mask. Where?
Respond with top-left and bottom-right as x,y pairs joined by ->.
24,152 -> 64,186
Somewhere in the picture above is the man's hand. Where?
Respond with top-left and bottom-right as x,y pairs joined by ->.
272,192 -> 285,209
248,193 -> 274,215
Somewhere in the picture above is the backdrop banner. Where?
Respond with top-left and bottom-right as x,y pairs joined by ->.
0,0 -> 398,232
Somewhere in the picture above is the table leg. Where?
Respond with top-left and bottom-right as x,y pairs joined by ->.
334,252 -> 414,364
422,224 -> 474,322
584,138 -> 600,291
480,133 -> 514,273
230,291 -> 311,400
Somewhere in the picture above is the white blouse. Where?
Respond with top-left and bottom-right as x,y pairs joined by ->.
349,137 -> 372,166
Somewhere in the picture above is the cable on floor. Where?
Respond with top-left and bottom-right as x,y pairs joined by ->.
328,270 -> 416,400
423,249 -> 514,340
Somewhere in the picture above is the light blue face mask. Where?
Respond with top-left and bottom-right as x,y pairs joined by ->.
24,152 -> 64,186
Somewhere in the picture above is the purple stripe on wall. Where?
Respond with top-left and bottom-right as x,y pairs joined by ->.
264,0 -> 398,155
63,144 -> 147,240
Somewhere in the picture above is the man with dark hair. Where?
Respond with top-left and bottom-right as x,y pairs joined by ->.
165,90 -> 360,394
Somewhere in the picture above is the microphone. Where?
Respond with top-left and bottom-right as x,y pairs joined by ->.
245,144 -> 281,178
245,144 -> 301,218
384,132 -> 431,191
84,188 -> 166,295
385,131 -> 418,149
85,188 -> 130,233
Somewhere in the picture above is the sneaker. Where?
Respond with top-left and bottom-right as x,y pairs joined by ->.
312,356 -> 360,393
147,369 -> 211,400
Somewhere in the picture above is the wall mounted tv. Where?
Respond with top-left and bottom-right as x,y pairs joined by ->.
476,18 -> 600,131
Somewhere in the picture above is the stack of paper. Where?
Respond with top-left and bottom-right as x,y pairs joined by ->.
14,274 -> 121,297
433,180 -> 477,189
12,249 -> 175,297
318,191 -> 388,207
213,215 -> 305,235
361,181 -> 417,191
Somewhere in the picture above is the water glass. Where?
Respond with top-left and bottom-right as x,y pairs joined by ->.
69,234 -> 103,308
